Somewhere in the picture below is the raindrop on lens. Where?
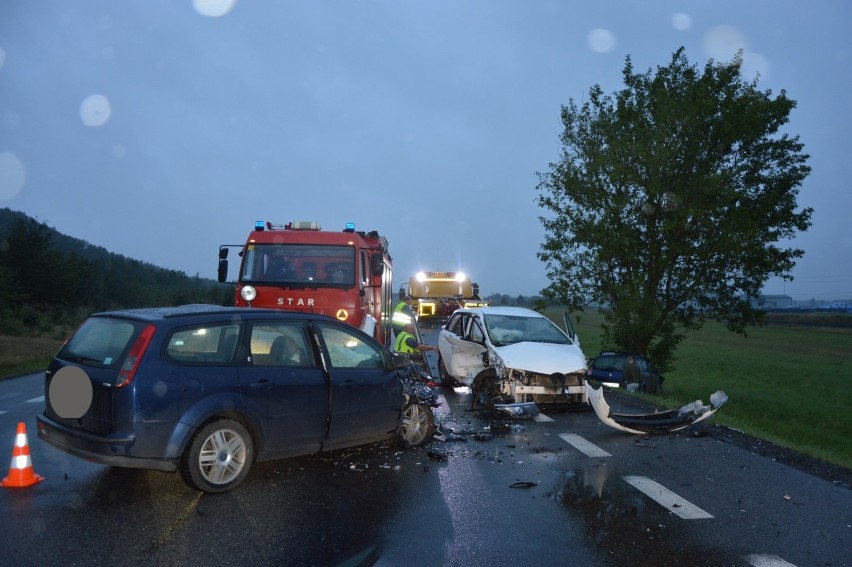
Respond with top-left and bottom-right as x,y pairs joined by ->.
587,29 -> 617,54
80,94 -> 112,127
0,152 -> 26,200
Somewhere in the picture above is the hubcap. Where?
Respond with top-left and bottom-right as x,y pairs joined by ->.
402,404 -> 427,445
199,429 -> 247,485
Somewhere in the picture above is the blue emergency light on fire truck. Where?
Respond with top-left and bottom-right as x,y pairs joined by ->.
218,220 -> 395,346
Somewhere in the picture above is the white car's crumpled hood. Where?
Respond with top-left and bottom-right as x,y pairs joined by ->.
494,341 -> 586,375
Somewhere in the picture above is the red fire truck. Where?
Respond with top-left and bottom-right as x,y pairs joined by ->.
218,220 -> 394,346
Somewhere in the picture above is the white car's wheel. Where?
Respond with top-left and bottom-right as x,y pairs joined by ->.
470,370 -> 502,411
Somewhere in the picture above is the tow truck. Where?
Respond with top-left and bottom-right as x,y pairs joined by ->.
405,271 -> 486,320
217,220 -> 394,346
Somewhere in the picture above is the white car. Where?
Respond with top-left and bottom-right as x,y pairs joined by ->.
437,306 -> 588,415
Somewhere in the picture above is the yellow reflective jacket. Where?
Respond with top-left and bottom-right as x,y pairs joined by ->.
394,331 -> 417,353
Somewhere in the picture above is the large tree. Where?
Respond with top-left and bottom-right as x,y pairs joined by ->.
536,48 -> 812,371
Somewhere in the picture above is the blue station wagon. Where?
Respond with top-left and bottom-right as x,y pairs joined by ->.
36,305 -> 435,493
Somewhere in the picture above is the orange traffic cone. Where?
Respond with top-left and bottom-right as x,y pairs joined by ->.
1,422 -> 44,488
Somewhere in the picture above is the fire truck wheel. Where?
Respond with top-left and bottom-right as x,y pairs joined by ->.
437,355 -> 456,387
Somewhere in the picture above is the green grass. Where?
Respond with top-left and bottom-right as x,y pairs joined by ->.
551,307 -> 852,469
0,360 -> 52,379
0,335 -> 64,381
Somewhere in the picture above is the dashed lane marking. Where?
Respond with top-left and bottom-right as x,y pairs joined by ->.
27,396 -> 45,403
623,475 -> 713,519
745,554 -> 797,567
534,413 -> 554,422
559,433 -> 611,457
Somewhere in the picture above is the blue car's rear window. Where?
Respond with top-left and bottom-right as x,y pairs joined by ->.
592,356 -> 626,372
58,317 -> 140,369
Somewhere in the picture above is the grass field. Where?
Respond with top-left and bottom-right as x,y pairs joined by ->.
3,309 -> 851,469
552,307 -> 852,469
0,335 -> 64,380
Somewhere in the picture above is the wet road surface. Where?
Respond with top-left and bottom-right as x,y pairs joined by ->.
0,330 -> 849,566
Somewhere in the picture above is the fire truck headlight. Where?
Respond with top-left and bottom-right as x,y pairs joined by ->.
240,286 -> 257,302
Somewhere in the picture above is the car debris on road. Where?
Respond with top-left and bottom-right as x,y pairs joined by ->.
585,380 -> 728,435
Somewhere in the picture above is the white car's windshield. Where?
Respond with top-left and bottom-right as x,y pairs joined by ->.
483,314 -> 569,347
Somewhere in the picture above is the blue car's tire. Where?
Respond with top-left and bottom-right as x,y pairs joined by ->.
180,419 -> 254,493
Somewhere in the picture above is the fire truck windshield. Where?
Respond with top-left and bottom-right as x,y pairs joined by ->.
241,244 -> 355,287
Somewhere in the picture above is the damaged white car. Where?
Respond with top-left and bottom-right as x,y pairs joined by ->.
437,306 -> 588,417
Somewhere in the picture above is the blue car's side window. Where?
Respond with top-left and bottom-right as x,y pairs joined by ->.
316,324 -> 383,369
166,323 -> 241,364
249,323 -> 314,367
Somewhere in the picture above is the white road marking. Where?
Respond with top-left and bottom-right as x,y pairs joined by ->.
27,396 -> 45,403
623,475 -> 713,519
745,554 -> 797,567
534,413 -> 554,422
559,433 -> 611,457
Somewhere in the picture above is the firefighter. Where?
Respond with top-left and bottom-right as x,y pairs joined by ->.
392,292 -> 416,336
394,320 -> 440,387
393,322 -> 438,356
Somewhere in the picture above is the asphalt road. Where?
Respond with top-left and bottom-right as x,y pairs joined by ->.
0,332 -> 849,566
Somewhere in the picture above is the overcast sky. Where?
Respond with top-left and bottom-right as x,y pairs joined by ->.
1,0 -> 850,300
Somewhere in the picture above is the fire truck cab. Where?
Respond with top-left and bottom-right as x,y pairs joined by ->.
218,220 -> 394,345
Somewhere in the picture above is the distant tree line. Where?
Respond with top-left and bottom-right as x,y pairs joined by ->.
485,293 -> 543,308
0,211 -> 232,337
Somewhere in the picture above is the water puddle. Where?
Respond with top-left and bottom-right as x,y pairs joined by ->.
549,465 -> 742,566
